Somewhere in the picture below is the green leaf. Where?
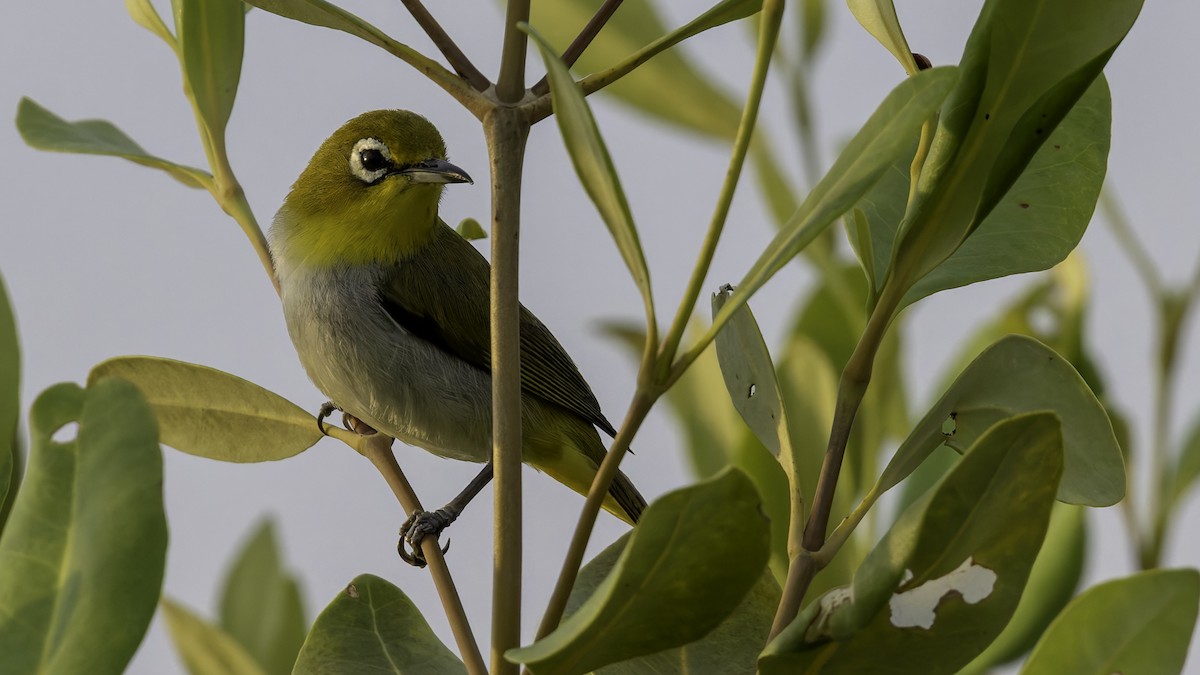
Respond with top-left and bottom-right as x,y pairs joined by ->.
890,0 -> 1141,296
0,379 -> 167,674
762,413 -> 1063,674
1020,568 -> 1200,675
878,335 -> 1123,506
714,67 -> 957,330
293,574 -> 465,675
1170,410 -> 1200,509
125,0 -> 176,48
960,503 -> 1087,671
507,468 -> 770,674
527,26 -> 654,314
712,286 -> 789,459
219,520 -> 306,675
904,78 -> 1113,302
0,272 -> 18,518
176,0 -> 245,144
455,217 -> 487,241
529,0 -> 757,140
16,97 -> 211,189
847,0 -> 917,73
242,0 -> 411,62
88,356 -> 321,462
563,534 -> 780,674
162,599 -> 268,675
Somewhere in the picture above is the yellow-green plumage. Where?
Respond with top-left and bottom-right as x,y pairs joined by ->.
269,110 -> 645,524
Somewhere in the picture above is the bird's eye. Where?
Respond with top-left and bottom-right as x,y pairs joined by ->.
358,148 -> 388,172
349,137 -> 394,184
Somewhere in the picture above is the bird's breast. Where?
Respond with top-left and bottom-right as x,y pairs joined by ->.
279,263 -> 492,462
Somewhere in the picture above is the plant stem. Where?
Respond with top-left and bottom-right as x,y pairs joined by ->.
529,0 -> 625,96
484,105 -> 531,675
356,432 -> 487,675
400,0 -> 490,90
769,552 -> 816,640
210,158 -> 279,296
497,0 -> 531,103
535,387 -> 656,640
1101,189 -> 1164,297
776,282 -> 902,620
657,0 -> 783,374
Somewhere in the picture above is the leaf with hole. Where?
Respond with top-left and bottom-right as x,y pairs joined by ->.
507,468 -> 770,674
88,356 -> 321,462
292,574 -> 465,674
959,504 -> 1087,672
761,413 -> 1063,674
16,98 -> 211,189
0,379 -> 166,674
877,335 -> 1123,506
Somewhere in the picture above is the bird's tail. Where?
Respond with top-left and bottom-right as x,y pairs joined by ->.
608,469 -> 646,525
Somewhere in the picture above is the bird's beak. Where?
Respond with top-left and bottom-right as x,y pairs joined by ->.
400,158 -> 474,185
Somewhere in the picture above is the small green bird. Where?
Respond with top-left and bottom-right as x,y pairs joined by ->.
269,110 -> 645,561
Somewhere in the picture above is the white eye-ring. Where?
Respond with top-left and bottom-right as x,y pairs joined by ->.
349,137 -> 394,184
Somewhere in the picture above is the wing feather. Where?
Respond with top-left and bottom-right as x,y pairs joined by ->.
378,223 -> 617,436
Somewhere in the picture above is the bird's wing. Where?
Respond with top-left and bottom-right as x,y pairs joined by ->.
379,223 -> 617,436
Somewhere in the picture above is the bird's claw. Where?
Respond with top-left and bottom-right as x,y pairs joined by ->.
316,402 -> 341,435
397,509 -> 456,568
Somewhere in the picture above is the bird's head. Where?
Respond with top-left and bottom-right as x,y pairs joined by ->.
271,109 -> 472,269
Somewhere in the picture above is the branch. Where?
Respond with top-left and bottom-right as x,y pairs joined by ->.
497,0 -> 531,102
529,0 -> 624,96
484,108 -> 532,675
339,430 -> 486,675
535,388 -> 655,639
657,0 -> 783,373
400,0 -> 490,91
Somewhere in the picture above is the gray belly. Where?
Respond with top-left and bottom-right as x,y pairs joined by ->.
280,267 -> 492,462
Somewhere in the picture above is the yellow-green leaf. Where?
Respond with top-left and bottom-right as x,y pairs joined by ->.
16,97 -> 211,189
847,0 -> 917,73
88,356 -> 321,462
163,599 -> 268,675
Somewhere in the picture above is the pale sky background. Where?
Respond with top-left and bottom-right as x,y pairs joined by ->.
2,1 -> 1198,672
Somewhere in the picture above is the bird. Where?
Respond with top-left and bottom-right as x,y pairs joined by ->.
267,109 -> 645,564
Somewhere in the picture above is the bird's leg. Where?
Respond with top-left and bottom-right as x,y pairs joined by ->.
399,462 -> 495,567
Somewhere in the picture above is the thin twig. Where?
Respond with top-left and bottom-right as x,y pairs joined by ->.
484,107 -> 531,675
1101,189 -> 1164,297
535,389 -> 655,639
497,0 -> 531,102
530,0 -> 624,96
400,0 -> 490,91
657,0 -> 783,374
352,432 -> 487,675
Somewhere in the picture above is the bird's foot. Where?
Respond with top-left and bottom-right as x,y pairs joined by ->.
316,402 -> 341,435
397,508 -> 456,568
317,402 -> 381,436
